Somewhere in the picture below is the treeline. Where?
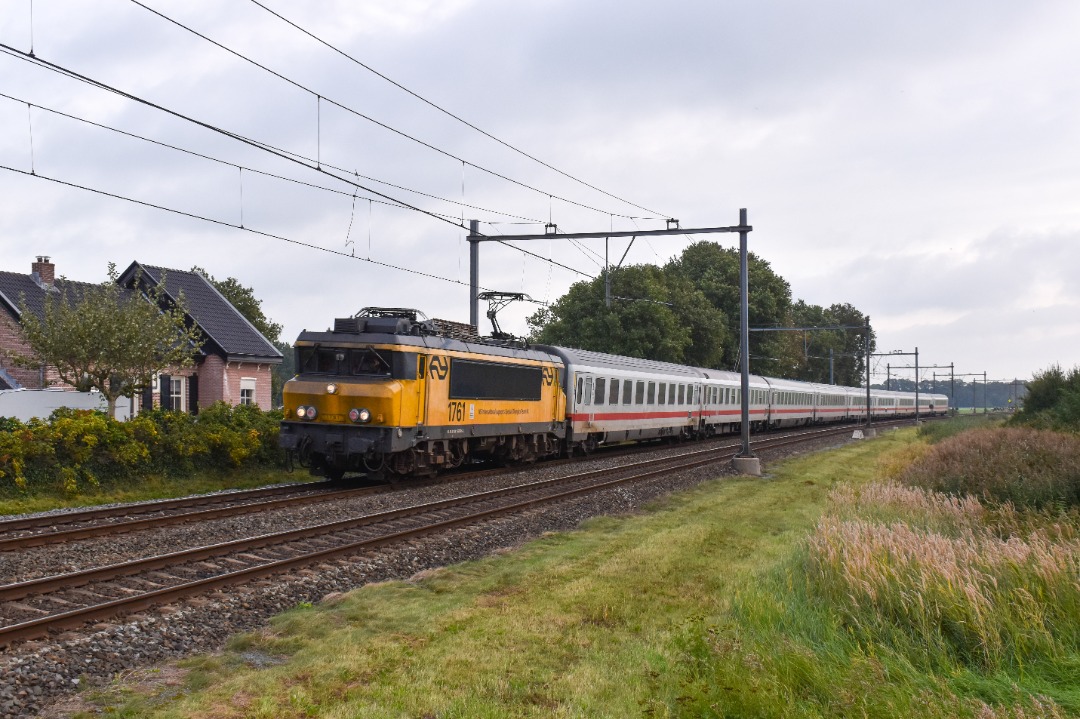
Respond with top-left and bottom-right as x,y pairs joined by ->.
872,378 -> 1027,409
527,242 -> 872,387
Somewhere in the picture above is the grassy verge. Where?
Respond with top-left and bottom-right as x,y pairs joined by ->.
0,467 -> 311,517
79,430 -> 1077,718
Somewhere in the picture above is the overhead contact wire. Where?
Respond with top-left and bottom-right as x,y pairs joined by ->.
0,90 -> 542,223
127,0 -> 643,219
246,0 -> 665,218
0,162 -> 493,290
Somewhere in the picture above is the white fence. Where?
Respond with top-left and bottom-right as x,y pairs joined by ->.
0,389 -> 130,422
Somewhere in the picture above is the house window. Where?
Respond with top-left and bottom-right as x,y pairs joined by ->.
170,377 -> 185,412
240,377 -> 256,406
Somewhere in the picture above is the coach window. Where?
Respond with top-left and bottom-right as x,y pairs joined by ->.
658,382 -> 667,405
576,375 -> 583,404
623,380 -> 633,405
645,381 -> 654,404
595,378 -> 606,406
635,381 -> 645,404
609,379 -> 620,405
583,376 -> 593,406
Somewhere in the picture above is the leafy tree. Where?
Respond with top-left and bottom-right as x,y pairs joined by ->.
1021,364 -> 1069,415
528,265 -> 727,366
664,241 -> 792,374
781,301 -> 872,386
191,266 -> 282,344
1011,364 -> 1080,429
16,264 -> 204,416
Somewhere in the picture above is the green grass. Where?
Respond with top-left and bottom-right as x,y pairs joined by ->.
78,431 -> 1077,718
0,467 -> 312,517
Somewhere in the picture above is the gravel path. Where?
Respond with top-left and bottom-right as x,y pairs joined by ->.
3,432 -> 854,719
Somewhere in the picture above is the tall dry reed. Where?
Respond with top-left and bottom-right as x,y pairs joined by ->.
806,512 -> 1080,669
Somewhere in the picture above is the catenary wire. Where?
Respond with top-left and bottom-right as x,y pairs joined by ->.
0,45 -> 598,278
0,48 -> 600,280
0,42 -> 468,233
0,161 -> 494,290
1,42 -> 615,268
245,0 -> 666,218
0,90 -> 543,225
128,0 -> 653,220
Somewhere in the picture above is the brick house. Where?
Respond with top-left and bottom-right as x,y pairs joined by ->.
0,257 -> 282,413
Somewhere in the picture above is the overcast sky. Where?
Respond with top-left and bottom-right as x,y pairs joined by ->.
2,0 -> 1078,384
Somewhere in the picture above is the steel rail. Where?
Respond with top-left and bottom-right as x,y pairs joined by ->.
0,485 -> 384,551
0,480 -> 335,533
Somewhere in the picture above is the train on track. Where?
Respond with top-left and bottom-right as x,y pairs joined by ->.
279,308 -> 949,480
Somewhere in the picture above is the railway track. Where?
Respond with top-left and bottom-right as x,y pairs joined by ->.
0,422 -> 868,649
0,481 -> 372,550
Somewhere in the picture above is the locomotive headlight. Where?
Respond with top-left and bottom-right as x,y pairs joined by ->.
296,406 -> 307,419
326,383 -> 337,394
296,405 -> 317,420
349,407 -> 372,424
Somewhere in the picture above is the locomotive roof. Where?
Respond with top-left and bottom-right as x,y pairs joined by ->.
295,329 -> 563,365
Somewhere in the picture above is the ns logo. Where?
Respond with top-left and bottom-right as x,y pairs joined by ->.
428,355 -> 449,380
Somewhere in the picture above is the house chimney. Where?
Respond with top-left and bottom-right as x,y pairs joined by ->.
31,256 -> 55,287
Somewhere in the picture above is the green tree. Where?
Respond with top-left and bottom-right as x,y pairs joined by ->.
17,264 -> 204,416
664,241 -> 792,374
1012,364 -> 1080,429
781,301 -> 872,386
528,265 -> 728,366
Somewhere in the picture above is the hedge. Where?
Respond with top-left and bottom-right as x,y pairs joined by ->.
0,403 -> 283,494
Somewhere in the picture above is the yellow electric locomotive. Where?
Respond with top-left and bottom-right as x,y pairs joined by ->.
279,308 -> 566,480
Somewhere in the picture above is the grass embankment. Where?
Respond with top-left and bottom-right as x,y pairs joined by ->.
83,425 -> 1080,718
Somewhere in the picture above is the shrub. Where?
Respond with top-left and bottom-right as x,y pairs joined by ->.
898,427 -> 1080,509
0,404 -> 283,496
1012,364 -> 1080,431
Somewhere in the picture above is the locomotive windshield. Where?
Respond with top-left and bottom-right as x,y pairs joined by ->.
296,346 -> 412,379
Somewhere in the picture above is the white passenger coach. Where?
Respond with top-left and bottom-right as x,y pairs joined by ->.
537,345 -> 949,454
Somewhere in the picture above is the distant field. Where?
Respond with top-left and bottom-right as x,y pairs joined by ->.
78,426 -> 1079,718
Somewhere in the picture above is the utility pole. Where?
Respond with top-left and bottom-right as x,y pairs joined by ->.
734,209 -> 761,476
865,316 -> 872,430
